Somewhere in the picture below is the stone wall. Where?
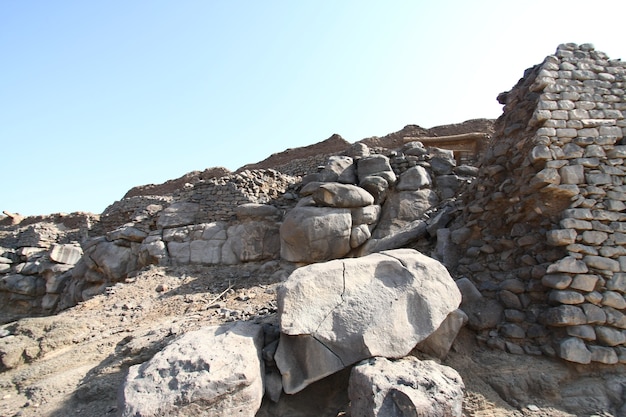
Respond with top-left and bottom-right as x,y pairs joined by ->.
448,43 -> 626,364
0,213 -> 92,319
96,195 -> 173,235
178,169 -> 300,222
97,169 -> 299,233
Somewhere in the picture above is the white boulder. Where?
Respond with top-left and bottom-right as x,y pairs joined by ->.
119,322 -> 265,417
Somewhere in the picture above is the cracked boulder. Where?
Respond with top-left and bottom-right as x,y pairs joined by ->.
119,321 -> 265,417
274,248 -> 461,393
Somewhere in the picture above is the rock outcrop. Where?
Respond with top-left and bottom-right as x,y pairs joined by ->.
113,247 -> 463,415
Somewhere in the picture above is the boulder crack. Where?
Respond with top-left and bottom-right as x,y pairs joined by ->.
311,334 -> 346,368
314,261 -> 347,333
381,251 -> 409,269
341,261 -> 346,301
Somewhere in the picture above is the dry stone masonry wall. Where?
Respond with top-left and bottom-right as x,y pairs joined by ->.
449,43 -> 626,364
97,169 -> 299,234
178,169 -> 300,223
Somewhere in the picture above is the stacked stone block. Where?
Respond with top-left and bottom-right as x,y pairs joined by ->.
97,169 -> 299,233
451,43 -> 626,364
177,169 -> 299,223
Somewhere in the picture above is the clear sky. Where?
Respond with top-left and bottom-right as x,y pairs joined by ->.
3,1 -> 626,216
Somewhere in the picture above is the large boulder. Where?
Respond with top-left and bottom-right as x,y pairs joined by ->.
312,183 -> 374,208
357,155 -> 397,185
138,236 -> 168,267
348,356 -> 464,417
275,249 -> 461,393
359,175 -> 390,204
373,189 -> 440,238
279,206 -> 352,263
119,322 -> 265,417
88,240 -> 137,281
317,156 -> 356,184
0,274 -> 45,296
396,165 -> 432,191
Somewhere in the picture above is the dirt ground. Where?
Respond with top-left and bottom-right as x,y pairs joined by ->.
0,263 -> 623,417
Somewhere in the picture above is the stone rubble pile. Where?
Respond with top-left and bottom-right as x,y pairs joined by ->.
0,214 -> 94,317
281,144 -> 477,264
119,249 -> 466,416
1,140 -> 477,313
97,169 -> 298,235
445,43 -> 626,364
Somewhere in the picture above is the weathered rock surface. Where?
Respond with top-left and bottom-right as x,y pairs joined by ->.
416,308 -> 468,359
373,189 -> 439,238
119,321 -> 265,417
348,356 -> 464,417
48,243 -> 83,265
317,155 -> 356,184
279,206 -> 352,263
357,219 -> 428,255
357,154 -> 397,185
396,165 -> 432,191
312,182 -> 374,208
156,202 -> 202,229
275,248 -> 461,393
222,221 -> 280,264
4,42 -> 626,417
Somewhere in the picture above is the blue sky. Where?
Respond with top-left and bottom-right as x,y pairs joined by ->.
3,1 -> 626,216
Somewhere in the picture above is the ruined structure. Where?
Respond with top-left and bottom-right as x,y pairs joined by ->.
448,43 -> 626,364
0,42 -> 625,416
403,132 -> 490,164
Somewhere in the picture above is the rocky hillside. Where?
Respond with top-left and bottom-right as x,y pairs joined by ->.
1,43 -> 625,417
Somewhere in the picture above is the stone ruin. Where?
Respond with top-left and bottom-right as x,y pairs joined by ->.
0,42 -> 625,415
446,42 -> 626,365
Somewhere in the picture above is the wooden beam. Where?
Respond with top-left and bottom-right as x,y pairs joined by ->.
403,132 -> 489,143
